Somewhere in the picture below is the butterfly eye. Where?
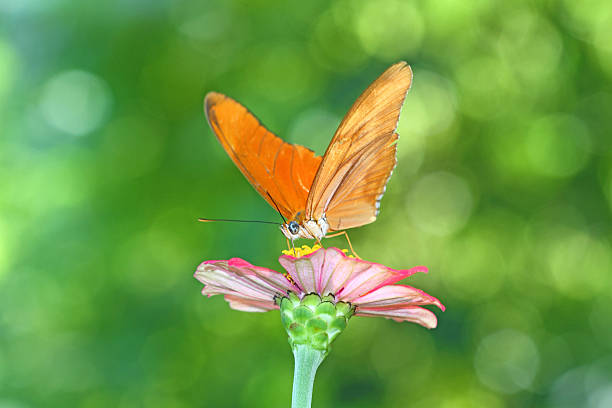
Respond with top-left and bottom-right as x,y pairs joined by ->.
288,221 -> 299,235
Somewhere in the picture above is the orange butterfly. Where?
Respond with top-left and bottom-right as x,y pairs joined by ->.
204,62 -> 412,249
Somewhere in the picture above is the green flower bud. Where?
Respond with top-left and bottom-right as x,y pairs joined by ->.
277,292 -> 355,355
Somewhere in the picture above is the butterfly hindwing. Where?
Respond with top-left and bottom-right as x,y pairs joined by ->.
324,133 -> 399,230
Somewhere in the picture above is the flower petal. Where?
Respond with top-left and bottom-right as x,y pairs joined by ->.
355,306 -> 439,329
279,248 -> 428,301
197,247 -> 444,328
279,247 -> 345,294
334,261 -> 401,302
291,258 -> 318,293
352,284 -> 445,311
224,294 -> 279,312
194,258 -> 298,311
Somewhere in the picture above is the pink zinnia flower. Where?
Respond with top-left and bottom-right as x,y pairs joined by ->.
195,245 -> 445,408
195,246 -> 444,329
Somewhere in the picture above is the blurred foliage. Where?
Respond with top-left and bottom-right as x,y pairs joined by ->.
1,0 -> 612,407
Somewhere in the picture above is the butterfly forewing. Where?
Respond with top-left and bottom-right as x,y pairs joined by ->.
305,62 -> 413,230
204,92 -> 322,220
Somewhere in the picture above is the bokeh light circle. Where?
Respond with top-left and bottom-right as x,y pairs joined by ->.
39,70 -> 112,136
590,385 -> 612,408
245,45 -> 316,103
474,329 -> 540,394
406,171 -> 474,236
398,70 -> 457,155
354,0 -> 424,59
545,230 -> 611,299
309,4 -> 368,71
525,114 -> 591,178
562,0 -> 612,77
549,365 -> 589,407
441,232 -> 506,301
288,108 -> 340,156
496,10 -> 563,86
370,328 -> 434,386
455,56 -> 513,119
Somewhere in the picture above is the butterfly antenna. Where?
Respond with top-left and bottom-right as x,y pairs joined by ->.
198,218 -> 278,225
266,192 -> 287,224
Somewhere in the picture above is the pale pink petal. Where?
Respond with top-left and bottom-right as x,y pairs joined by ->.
292,258 -> 317,293
200,283 -> 241,297
194,258 -> 298,308
352,284 -> 445,311
218,258 -> 298,294
224,294 -> 279,312
196,267 -> 272,300
201,285 -> 279,312
356,306 -> 439,329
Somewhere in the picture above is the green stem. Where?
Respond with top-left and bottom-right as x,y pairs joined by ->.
291,344 -> 326,408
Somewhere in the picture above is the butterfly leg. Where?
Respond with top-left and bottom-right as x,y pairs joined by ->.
303,222 -> 325,249
315,235 -> 324,248
285,237 -> 298,256
342,231 -> 361,259
326,230 -> 361,259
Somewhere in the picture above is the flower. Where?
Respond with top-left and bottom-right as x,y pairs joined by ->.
195,245 -> 445,407
194,246 -> 444,330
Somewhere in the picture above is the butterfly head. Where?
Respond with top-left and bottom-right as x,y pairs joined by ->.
288,221 -> 300,235
280,220 -> 302,241
280,216 -> 329,242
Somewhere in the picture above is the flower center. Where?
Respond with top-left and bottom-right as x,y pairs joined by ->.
281,244 -> 355,258
282,244 -> 322,257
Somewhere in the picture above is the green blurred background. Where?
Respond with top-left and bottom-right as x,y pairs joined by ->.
1,0 -> 612,407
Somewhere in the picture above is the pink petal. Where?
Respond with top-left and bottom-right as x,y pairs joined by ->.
278,248 -> 428,301
309,248 -> 347,294
355,306 -> 439,329
378,265 -> 429,287
290,258 -> 317,293
224,294 -> 279,312
352,284 -> 445,311
194,258 -> 298,309
279,248 -> 345,294
334,262 -> 401,302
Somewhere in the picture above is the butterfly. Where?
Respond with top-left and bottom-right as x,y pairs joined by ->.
204,61 -> 412,249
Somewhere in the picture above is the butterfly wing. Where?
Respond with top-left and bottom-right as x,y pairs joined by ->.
205,92 -> 322,220
305,62 -> 412,230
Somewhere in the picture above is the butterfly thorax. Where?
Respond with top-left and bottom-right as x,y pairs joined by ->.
280,213 -> 329,241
